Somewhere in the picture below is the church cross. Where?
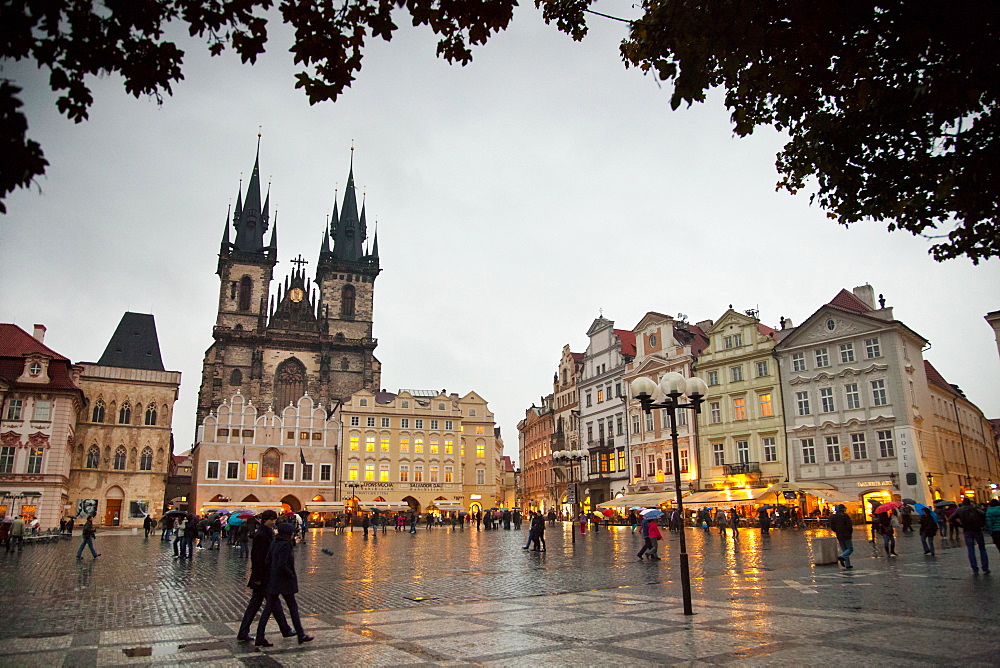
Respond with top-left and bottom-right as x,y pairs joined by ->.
291,254 -> 308,270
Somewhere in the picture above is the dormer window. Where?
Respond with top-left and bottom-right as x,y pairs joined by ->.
28,362 -> 41,376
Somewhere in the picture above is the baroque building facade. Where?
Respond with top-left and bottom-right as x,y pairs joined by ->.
70,313 -> 180,527
196,145 -> 381,430
517,396 -> 555,512
0,324 -> 82,527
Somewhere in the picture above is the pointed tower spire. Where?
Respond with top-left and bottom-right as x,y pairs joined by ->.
267,211 -> 278,252
221,204 -> 232,246
371,221 -> 379,259
262,182 -> 270,228
233,133 -> 268,253
320,220 -> 331,255
359,195 -> 368,241
331,147 -> 364,261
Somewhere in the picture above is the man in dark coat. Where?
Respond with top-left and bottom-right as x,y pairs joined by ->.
255,522 -> 313,646
237,511 -> 292,642
530,511 -> 546,551
829,504 -> 854,568
143,514 -> 155,538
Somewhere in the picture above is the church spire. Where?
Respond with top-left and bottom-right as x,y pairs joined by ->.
232,134 -> 269,253
371,221 -> 379,259
331,148 -> 365,261
320,218 -> 331,255
268,211 -> 278,252
221,205 -> 231,247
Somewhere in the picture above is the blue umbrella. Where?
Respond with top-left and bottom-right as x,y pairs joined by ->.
642,510 -> 664,520
227,514 -> 244,526
913,503 -> 938,522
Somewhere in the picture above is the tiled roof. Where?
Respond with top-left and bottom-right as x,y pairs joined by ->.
0,323 -> 69,360
756,323 -> 778,339
924,361 -> 957,395
828,289 -> 872,314
614,329 -> 636,357
502,455 -> 515,473
570,352 -> 585,364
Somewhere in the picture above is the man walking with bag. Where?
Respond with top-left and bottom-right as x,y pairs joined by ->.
237,511 -> 293,642
830,505 -> 854,569
76,514 -> 100,559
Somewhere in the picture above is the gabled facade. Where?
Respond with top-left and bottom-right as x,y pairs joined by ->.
622,313 -> 707,496
0,324 -> 83,527
774,285 -> 935,509
550,345 -> 583,514
196,144 -> 381,432
578,316 -> 635,508
696,309 -> 786,491
191,392 -> 341,514
923,361 -> 999,503
517,396 -> 555,512
70,313 -> 181,527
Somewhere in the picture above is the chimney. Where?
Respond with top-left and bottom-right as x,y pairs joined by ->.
32,324 -> 46,342
852,284 -> 876,310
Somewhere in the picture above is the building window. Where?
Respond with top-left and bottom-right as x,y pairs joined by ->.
283,463 -> 295,481
877,430 -> 895,457
618,449 -> 626,472
26,446 -> 43,474
381,437 -> 390,452
141,448 -> 154,471
86,445 -> 100,469
730,365 -> 743,382
663,453 -> 671,475
634,456 -> 642,479
379,464 -> 389,481
413,465 -> 423,482
33,400 -> 51,422
801,439 -> 816,464
444,438 -> 454,454
430,439 -> 439,454
631,414 -> 640,434
399,465 -> 409,482
845,383 -> 861,409
759,393 -> 773,417
445,420 -> 454,430
645,413 -> 653,431
476,443 -> 485,458
429,465 -> 439,482
320,464 -> 332,481
676,409 -> 687,426
4,399 -> 22,421
796,391 -> 810,416
143,404 -> 157,425
349,435 -> 359,451
119,401 -> 132,424
476,425 -> 485,435
246,462 -> 258,480
586,392 -> 592,407
820,387 -> 835,413
366,436 -> 375,451
110,445 -> 126,470
302,464 -> 313,481
0,446 -> 15,473
401,400 -> 409,408
597,389 -> 604,403
444,466 -> 454,483
274,357 -> 306,412
381,417 -> 390,428
430,419 -> 439,430
792,353 -> 806,372
756,361 -> 769,377
871,380 -> 888,406
400,438 -> 409,453
359,398 -> 368,406
826,436 -> 841,462
401,418 -> 409,428
364,464 -> 375,481
414,438 -> 423,453
712,443 -> 725,466
237,276 -> 253,310
865,337 -> 881,358
724,334 -> 742,348
469,408 -> 477,417
733,396 -> 747,420
647,454 -> 656,477
92,400 -> 105,423
840,343 -> 855,363
415,419 -> 424,429
710,402 -> 721,424
851,433 -> 868,460
366,417 -> 376,427
763,437 -> 777,462
341,284 -> 356,316
476,468 -> 485,485
736,440 -> 749,463
815,348 -> 830,368
707,370 -> 719,386
229,368 -> 243,386
206,460 -> 220,479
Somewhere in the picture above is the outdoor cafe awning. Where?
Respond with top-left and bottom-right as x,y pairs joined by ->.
802,488 -> 858,505
430,501 -> 463,510
305,502 -> 346,512
683,487 -> 774,508
597,491 -> 687,508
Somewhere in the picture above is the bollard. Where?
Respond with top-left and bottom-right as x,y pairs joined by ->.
812,536 -> 839,564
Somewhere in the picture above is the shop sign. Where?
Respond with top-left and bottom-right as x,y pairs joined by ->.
856,480 -> 893,487
361,482 -> 394,489
410,483 -> 443,490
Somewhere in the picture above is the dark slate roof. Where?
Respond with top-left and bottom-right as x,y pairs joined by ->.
97,313 -> 165,371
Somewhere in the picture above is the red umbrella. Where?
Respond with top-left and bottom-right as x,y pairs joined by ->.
874,501 -> 902,514
237,513 -> 255,519
602,508 -> 613,516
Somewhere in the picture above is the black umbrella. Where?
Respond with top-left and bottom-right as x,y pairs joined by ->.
933,499 -> 957,508
902,498 -> 917,505
165,510 -> 187,518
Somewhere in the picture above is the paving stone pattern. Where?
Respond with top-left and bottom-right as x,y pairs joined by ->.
0,523 -> 997,665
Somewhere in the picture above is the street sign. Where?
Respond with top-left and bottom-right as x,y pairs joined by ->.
566,485 -> 577,504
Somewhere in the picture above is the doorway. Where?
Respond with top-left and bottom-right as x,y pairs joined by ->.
105,500 -> 122,526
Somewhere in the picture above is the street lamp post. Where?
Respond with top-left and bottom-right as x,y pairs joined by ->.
552,449 -> 586,544
631,372 -> 708,616
345,482 -> 360,531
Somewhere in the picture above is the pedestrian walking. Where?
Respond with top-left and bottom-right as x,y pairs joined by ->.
162,515 -> 174,541
361,515 -> 370,538
180,513 -> 197,559
715,509 -> 728,535
758,507 -> 771,535
522,511 -> 537,550
729,510 -> 740,537
830,504 -> 854,568
946,505 -> 961,543
409,512 -> 417,534
65,516 -> 74,536
76,514 -> 100,559
918,507 -> 938,556
530,511 -> 546,551
952,498 -> 989,574
7,515 -> 26,552
646,519 -> 663,560
637,517 -> 653,560
237,511 -> 293,643
900,504 -> 914,533
0,518 -> 10,552
143,514 -> 155,538
875,511 -> 897,557
578,511 -> 587,534
985,499 -> 1000,558
254,523 -> 314,647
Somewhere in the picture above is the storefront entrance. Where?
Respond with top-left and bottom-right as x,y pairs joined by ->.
104,499 -> 122,526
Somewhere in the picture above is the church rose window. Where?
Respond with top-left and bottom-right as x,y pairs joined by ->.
274,358 -> 306,410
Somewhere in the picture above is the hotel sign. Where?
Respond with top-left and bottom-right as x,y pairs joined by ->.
856,480 -> 894,487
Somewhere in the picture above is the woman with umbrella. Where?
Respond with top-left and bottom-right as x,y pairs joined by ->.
918,506 -> 939,556
873,501 -> 901,557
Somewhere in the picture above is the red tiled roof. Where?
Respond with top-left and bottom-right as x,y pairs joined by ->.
673,323 -> 710,357
614,329 -> 636,357
502,455 -> 515,473
756,323 -> 777,339
0,324 -> 69,360
827,289 -> 872,314
570,352 -> 584,364
924,360 -> 957,395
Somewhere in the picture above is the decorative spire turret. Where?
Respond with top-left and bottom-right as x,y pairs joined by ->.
221,205 -> 231,247
372,221 -> 379,260
232,135 -> 270,253
330,148 -> 366,261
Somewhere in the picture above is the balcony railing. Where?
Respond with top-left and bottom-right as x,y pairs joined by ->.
723,462 -> 761,476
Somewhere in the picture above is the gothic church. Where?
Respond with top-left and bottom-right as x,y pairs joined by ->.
196,143 -> 381,429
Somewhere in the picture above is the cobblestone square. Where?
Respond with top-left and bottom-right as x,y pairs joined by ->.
0,524 -> 997,665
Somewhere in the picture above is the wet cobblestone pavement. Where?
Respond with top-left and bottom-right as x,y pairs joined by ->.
1,523 -> 997,665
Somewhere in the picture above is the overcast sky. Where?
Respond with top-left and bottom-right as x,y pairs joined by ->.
2,4 -> 998,462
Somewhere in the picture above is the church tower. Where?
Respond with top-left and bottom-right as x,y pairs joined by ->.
196,142 -> 381,434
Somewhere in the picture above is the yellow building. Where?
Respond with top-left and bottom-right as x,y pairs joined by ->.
339,389 -> 501,515
695,308 -> 787,495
